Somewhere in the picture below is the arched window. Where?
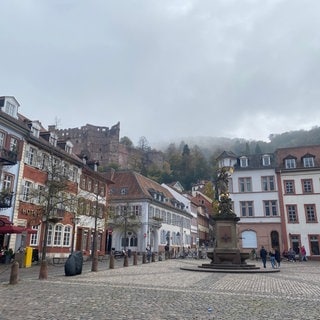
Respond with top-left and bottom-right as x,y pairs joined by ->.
160,230 -> 166,244
54,224 -> 63,246
241,230 -> 257,248
47,224 -> 53,246
63,225 -> 72,246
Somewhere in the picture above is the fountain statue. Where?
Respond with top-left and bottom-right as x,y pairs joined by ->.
200,167 -> 258,270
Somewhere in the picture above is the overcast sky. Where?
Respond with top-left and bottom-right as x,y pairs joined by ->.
1,0 -> 320,146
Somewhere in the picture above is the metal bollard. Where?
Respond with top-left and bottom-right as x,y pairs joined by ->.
133,251 -> 138,265
9,261 -> 19,285
152,252 -> 156,262
123,255 -> 129,267
109,254 -> 115,269
142,252 -> 146,264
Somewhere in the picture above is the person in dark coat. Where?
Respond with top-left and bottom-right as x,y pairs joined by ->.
274,248 -> 281,268
260,246 -> 268,268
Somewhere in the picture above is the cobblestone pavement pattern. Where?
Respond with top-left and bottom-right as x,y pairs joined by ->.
0,258 -> 319,320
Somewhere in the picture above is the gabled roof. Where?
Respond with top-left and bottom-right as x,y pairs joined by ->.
216,151 -> 237,160
110,170 -> 173,200
109,170 -> 188,212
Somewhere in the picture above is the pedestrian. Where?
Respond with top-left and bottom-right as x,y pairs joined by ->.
146,245 -> 151,263
274,248 -> 281,268
260,246 -> 267,268
300,245 -> 307,261
269,248 -> 276,268
288,248 -> 296,262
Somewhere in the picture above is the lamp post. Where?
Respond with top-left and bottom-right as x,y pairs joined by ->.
71,216 -> 80,254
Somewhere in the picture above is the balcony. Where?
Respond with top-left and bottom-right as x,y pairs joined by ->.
149,217 -> 163,229
0,148 -> 17,165
0,191 -> 14,208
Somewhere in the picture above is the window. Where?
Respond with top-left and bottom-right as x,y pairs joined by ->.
39,153 -> 49,170
87,179 -> 92,192
30,225 -> 39,246
132,205 -> 142,216
166,212 -> 171,224
239,177 -> 252,192
5,101 -> 16,116
161,210 -> 166,222
284,180 -> 295,194
240,201 -> 254,217
22,181 -> 32,201
264,200 -> 278,216
9,137 -> 18,152
285,158 -> 296,169
261,176 -> 275,191
120,187 -> 128,195
80,176 -> 86,189
0,131 -> 5,147
240,157 -> 248,168
54,224 -> 63,246
63,163 -> 70,179
303,157 -> 314,168
309,235 -> 319,255
287,205 -> 298,223
63,226 -> 72,246
71,167 -> 78,183
305,204 -> 317,223
302,179 -> 313,193
36,185 -> 45,204
262,155 -> 271,166
2,173 -> 13,191
30,125 -> 40,138
49,133 -> 58,147
25,146 -> 37,166
47,224 -> 53,246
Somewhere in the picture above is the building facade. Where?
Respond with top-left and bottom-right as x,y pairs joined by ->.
108,170 -> 193,256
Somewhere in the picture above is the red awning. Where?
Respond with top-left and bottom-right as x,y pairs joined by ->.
0,215 -> 37,234
0,225 -> 37,234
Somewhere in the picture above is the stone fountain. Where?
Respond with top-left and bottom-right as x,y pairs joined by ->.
199,167 -> 259,271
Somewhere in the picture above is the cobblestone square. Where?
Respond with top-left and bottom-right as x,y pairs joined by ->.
0,259 -> 319,320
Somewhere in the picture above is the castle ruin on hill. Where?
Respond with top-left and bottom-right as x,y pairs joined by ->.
56,122 -> 120,169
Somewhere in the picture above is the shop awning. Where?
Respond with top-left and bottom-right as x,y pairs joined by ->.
0,215 -> 37,234
0,225 -> 37,234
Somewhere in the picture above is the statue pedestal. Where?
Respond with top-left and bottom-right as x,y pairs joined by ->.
202,213 -> 256,270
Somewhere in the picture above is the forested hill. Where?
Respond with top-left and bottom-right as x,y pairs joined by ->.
155,126 -> 320,156
121,127 -> 320,191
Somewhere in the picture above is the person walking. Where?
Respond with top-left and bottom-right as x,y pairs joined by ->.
300,245 -> 307,261
260,246 -> 268,268
274,248 -> 281,268
269,248 -> 276,268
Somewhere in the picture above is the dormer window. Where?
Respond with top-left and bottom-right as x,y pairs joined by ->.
302,155 -> 315,168
240,156 -> 248,168
30,121 -> 41,138
5,101 -> 16,117
120,187 -> 128,195
0,96 -> 19,119
49,133 -> 58,147
65,141 -> 73,154
262,155 -> 271,166
285,158 -> 296,169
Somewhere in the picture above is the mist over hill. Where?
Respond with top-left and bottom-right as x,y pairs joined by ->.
152,126 -> 320,157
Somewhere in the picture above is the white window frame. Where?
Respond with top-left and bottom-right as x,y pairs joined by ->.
285,158 -> 296,169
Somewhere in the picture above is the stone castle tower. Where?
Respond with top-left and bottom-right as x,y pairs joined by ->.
56,122 -> 120,169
